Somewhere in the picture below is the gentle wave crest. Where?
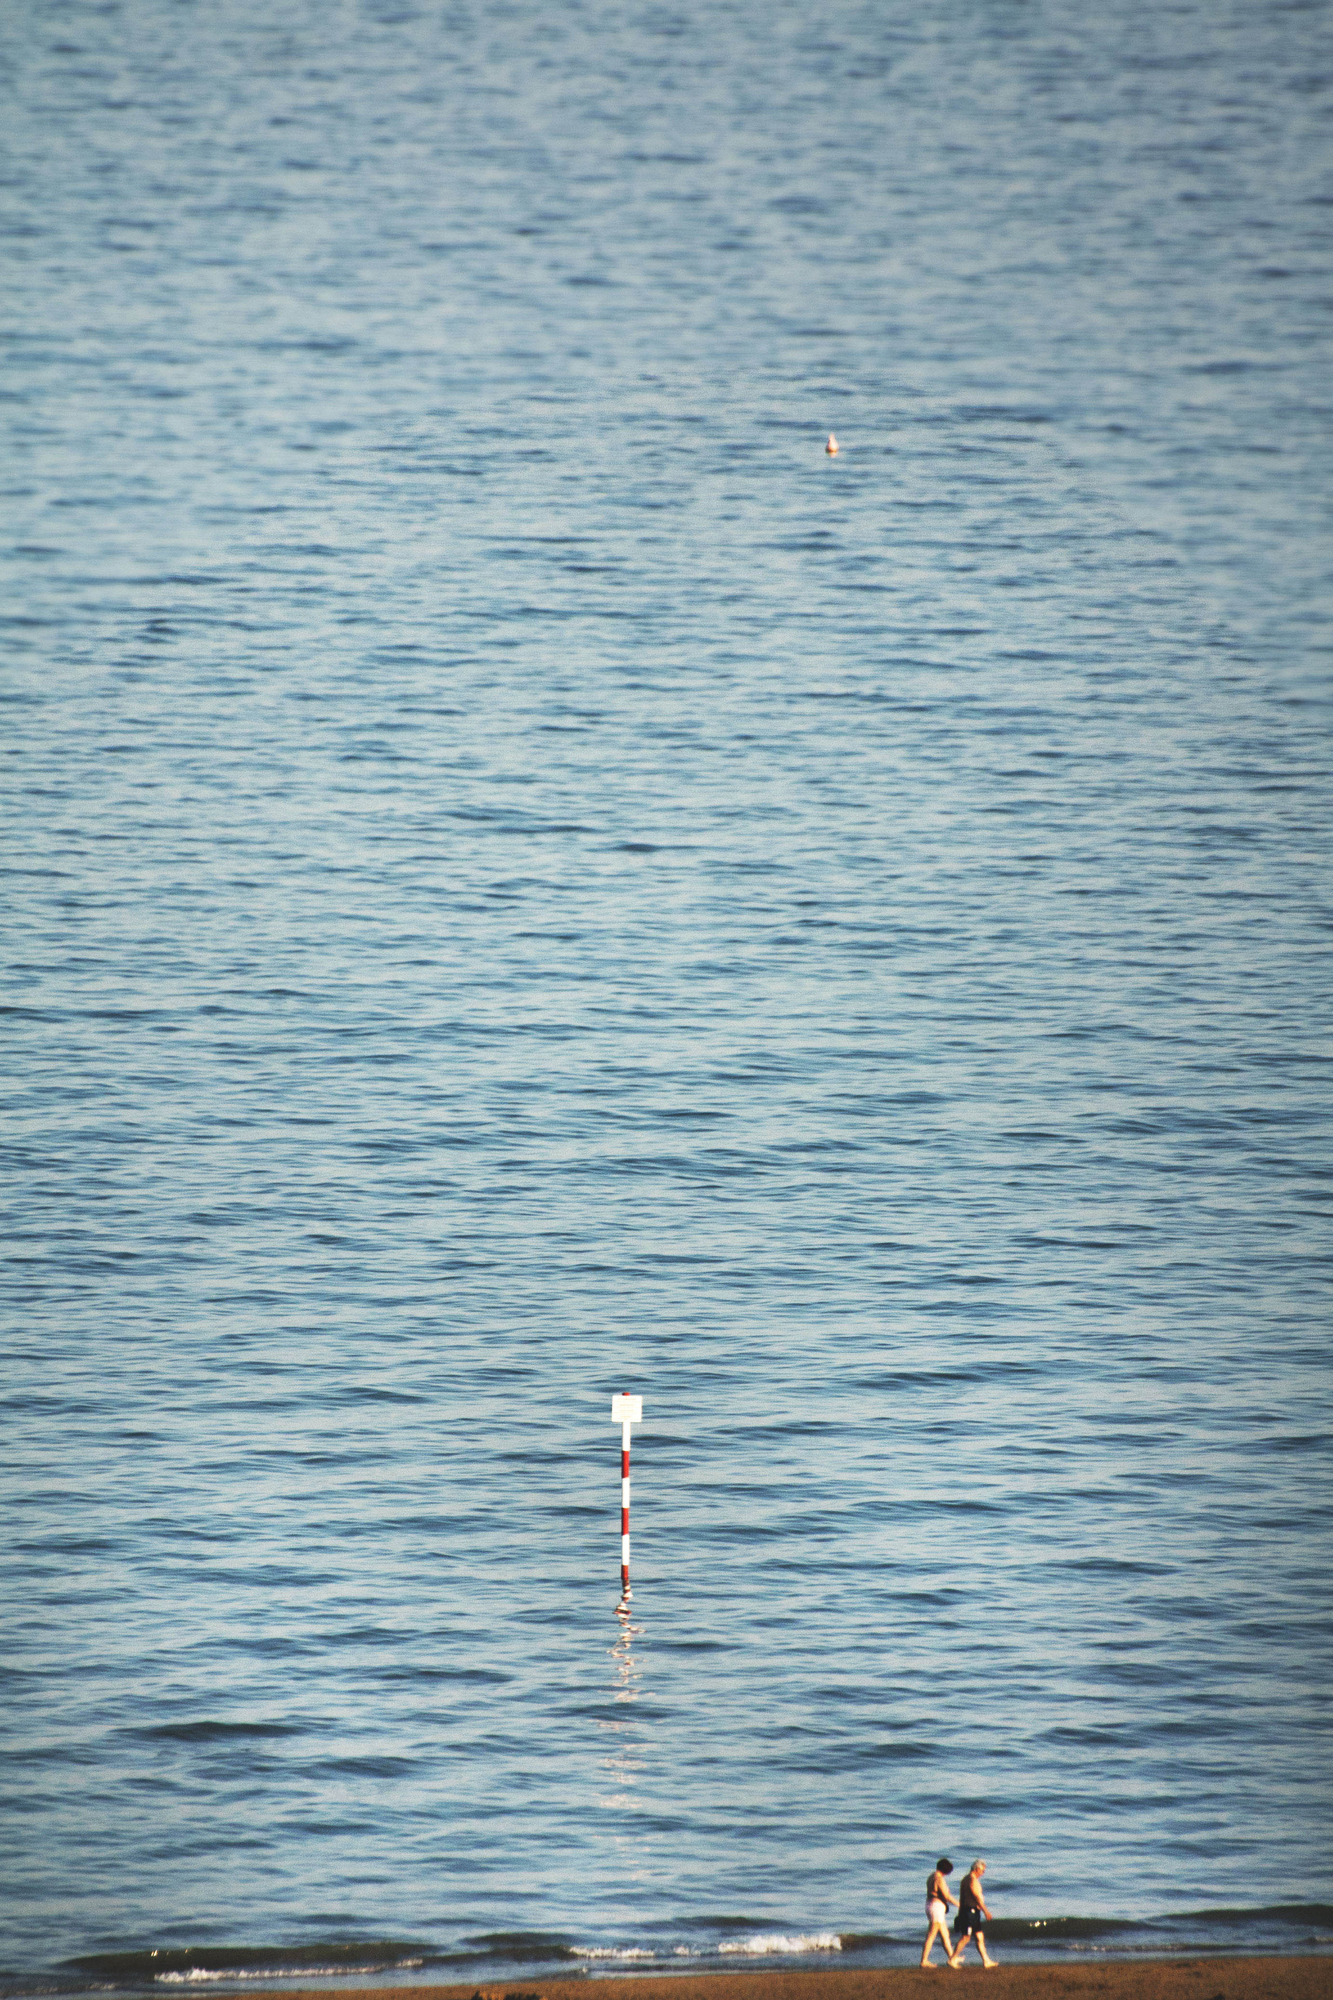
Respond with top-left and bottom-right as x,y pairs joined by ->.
569,1948 -> 658,1962
718,1934 -> 843,1956
157,1972 -> 419,1987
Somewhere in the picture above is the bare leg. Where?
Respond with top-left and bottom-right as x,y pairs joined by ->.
921,1918 -> 950,1967
977,1931 -> 997,1969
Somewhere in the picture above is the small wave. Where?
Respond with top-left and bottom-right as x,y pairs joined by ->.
126,1722 -> 306,1744
461,1934 -> 579,1964
67,1945 -> 430,1985
570,1948 -> 657,1962
1178,1903 -> 1333,1929
984,1904 -> 1333,1946
157,1971 -> 418,1987
718,1934 -> 842,1956
987,1917 -> 1136,1942
156,1965 -> 425,1986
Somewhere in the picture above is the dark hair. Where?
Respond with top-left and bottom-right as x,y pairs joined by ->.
937,1857 -> 953,1873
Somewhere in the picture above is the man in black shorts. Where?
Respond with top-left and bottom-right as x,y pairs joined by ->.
948,1859 -> 997,1968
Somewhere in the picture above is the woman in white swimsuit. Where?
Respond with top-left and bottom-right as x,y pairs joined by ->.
920,1856 -> 957,1967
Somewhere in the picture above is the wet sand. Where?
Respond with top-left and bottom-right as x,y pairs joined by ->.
254,1960 -> 1331,2000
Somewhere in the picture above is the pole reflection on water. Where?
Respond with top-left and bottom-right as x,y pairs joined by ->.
598,1614 -> 647,1818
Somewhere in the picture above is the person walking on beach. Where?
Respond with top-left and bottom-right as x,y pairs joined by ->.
948,1859 -> 997,1968
920,1856 -> 958,1967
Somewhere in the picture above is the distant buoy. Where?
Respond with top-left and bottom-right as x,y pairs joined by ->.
825,433 -> 839,455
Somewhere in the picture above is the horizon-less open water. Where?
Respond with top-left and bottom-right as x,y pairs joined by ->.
2,0 -> 1332,1991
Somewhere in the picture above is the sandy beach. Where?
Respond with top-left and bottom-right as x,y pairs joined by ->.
246,1961 -> 1332,2000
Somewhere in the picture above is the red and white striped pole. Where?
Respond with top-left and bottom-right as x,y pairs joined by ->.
611,1393 -> 643,1612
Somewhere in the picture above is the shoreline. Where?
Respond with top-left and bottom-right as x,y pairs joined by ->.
224,1962 -> 1333,2000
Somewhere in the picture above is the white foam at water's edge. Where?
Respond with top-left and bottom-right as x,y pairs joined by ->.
718,1935 -> 843,1956
155,1968 -> 424,1985
570,1935 -> 842,1964
569,1948 -> 658,1961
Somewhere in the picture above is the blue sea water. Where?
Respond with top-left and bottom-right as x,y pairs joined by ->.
2,0 -> 1332,1989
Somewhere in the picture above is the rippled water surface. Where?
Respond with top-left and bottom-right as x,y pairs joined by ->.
3,0 -> 1332,1987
